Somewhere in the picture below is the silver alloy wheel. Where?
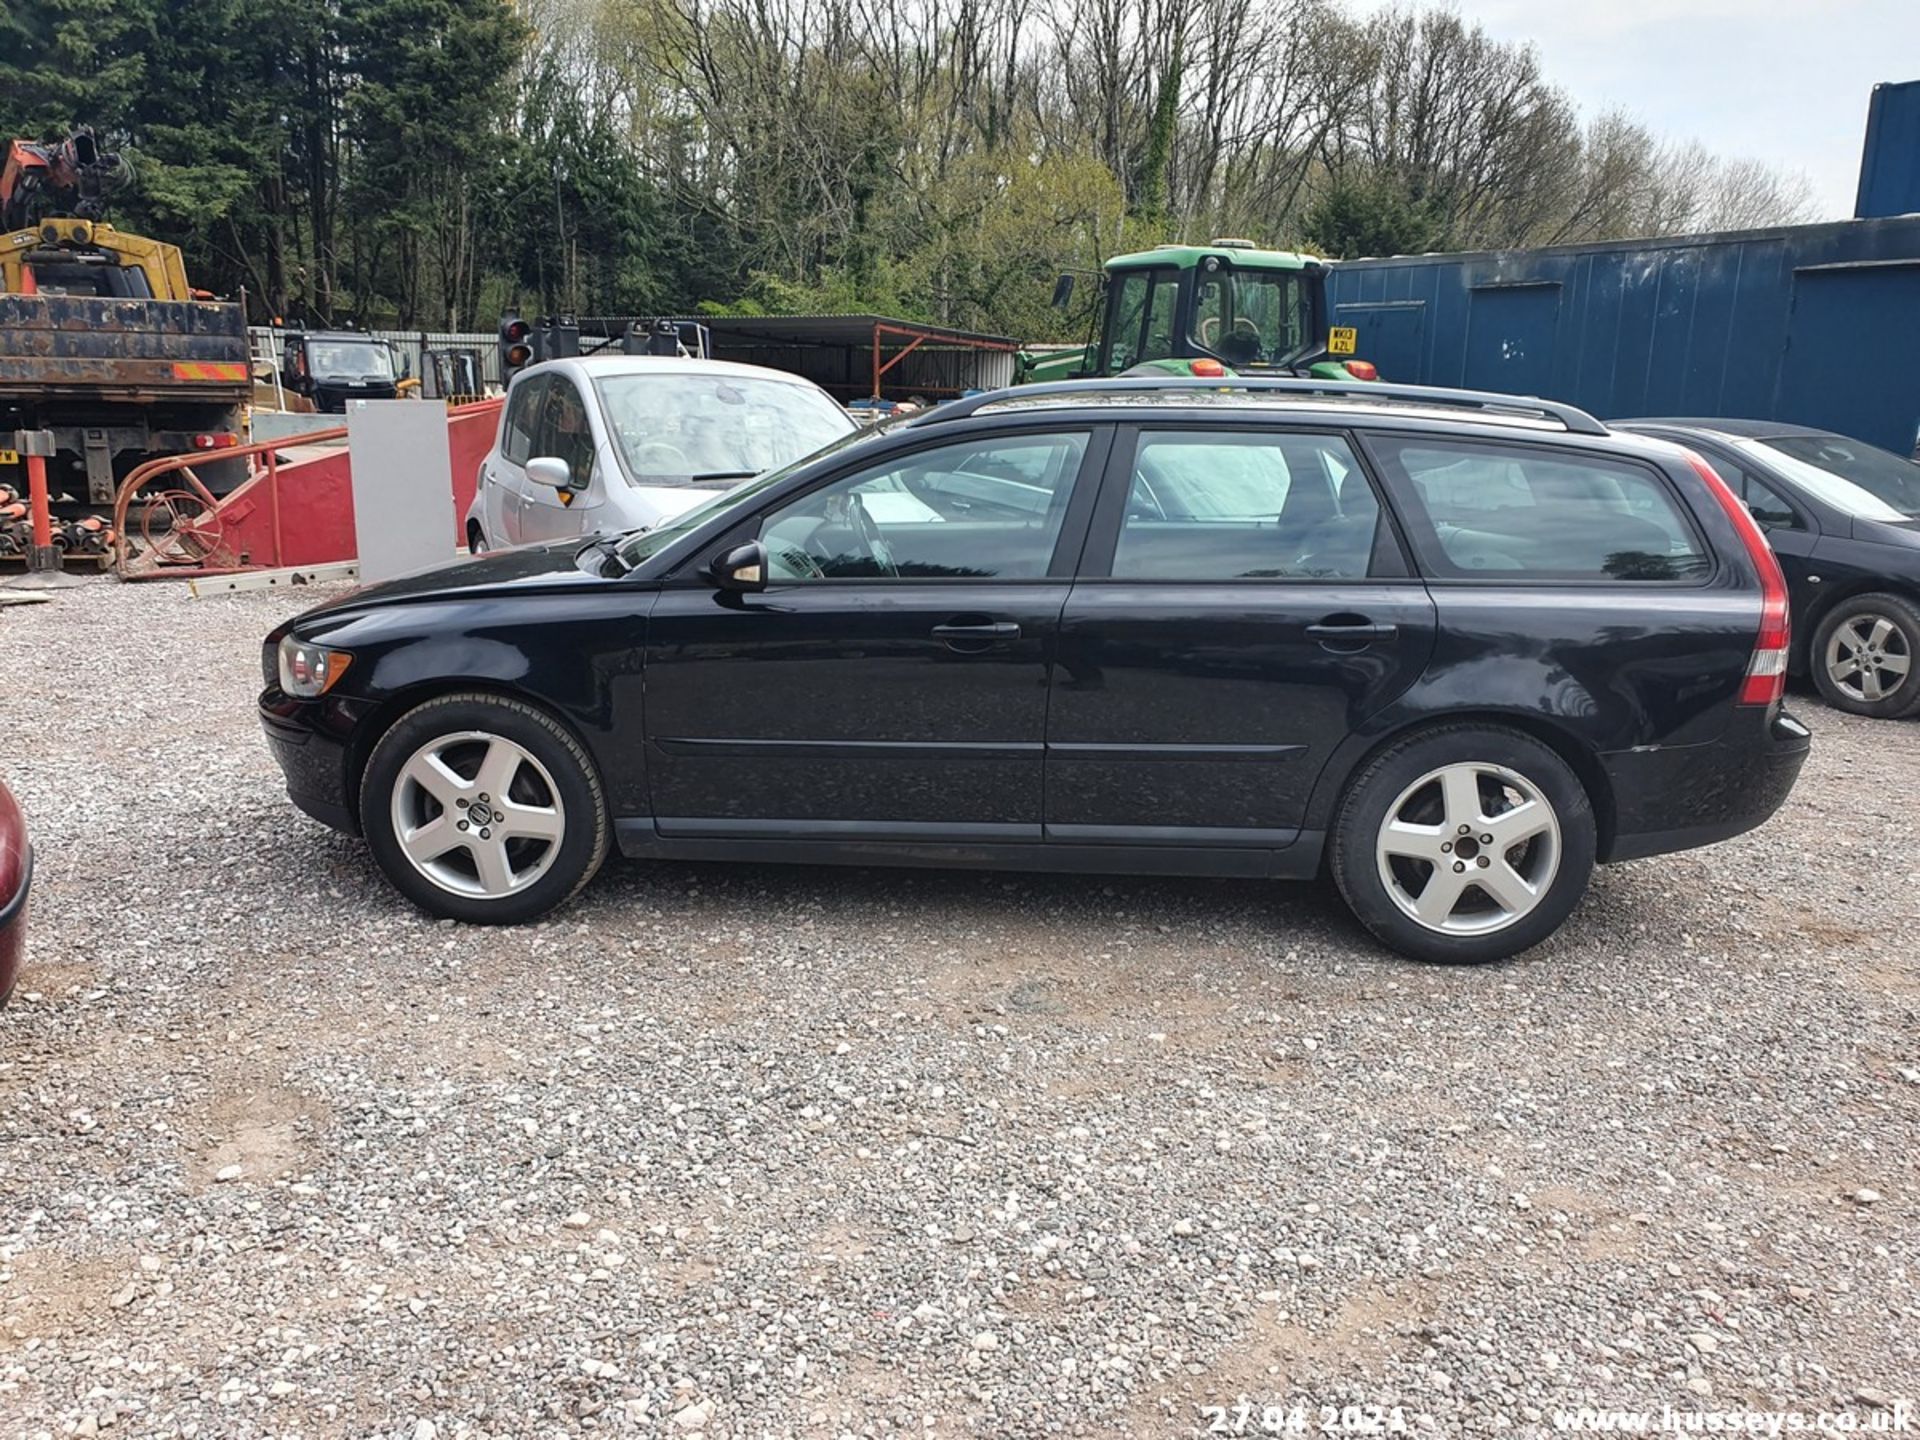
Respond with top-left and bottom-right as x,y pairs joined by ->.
1375,761 -> 1562,936
1824,614 -> 1912,704
389,730 -> 567,899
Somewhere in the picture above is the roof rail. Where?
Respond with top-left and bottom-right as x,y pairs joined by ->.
915,376 -> 1609,436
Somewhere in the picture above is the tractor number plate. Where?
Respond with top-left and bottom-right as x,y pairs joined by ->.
1328,327 -> 1358,356
0,450 -> 17,466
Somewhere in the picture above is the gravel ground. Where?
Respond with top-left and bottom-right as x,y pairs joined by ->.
0,578 -> 1915,1440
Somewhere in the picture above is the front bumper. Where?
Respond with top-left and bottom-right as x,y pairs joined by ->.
259,689 -> 364,835
0,844 -> 29,1005
1601,708 -> 1812,862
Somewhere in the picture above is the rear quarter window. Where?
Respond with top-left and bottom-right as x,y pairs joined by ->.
1369,437 -> 1712,582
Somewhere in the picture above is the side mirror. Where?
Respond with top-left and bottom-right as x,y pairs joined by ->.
710,540 -> 768,593
525,455 -> 572,490
1050,273 -> 1075,309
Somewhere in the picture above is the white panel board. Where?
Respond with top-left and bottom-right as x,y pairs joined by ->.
345,400 -> 455,583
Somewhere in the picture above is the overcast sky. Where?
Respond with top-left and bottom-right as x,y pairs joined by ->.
1343,0 -> 1920,218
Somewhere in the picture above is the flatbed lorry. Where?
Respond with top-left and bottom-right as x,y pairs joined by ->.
0,218 -> 250,516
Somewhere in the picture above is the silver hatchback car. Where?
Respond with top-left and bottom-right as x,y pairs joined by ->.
466,355 -> 857,549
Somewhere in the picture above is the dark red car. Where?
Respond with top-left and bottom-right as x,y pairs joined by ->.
0,779 -> 28,1008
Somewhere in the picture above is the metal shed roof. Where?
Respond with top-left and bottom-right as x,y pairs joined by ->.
577,313 -> 1018,349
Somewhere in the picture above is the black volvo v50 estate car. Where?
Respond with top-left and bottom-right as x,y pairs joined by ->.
261,378 -> 1810,963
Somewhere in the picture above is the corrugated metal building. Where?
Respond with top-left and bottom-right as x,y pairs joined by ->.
1326,214 -> 1920,454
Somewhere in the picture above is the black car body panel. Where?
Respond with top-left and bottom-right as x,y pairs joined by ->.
264,394 -> 1810,891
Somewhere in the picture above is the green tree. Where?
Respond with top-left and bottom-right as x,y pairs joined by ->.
1303,172 -> 1448,260
0,0 -> 153,133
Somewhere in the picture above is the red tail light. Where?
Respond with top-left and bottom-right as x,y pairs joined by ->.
192,432 -> 239,450
1685,451 -> 1789,706
1342,359 -> 1379,381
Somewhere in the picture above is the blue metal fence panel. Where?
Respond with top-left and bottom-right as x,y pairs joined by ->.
1855,80 -> 1920,219
1327,216 -> 1920,452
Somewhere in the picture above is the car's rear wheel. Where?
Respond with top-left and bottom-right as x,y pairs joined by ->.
1810,594 -> 1920,719
1331,725 -> 1596,964
361,693 -> 609,924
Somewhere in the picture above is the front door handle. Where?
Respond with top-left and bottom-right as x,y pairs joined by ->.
931,621 -> 1021,644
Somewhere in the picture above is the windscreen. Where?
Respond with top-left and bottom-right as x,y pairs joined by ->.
309,341 -> 395,380
1742,435 -> 1920,520
612,424 -> 881,570
1189,268 -> 1310,367
594,372 -> 855,485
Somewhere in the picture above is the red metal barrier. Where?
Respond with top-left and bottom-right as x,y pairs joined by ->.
112,399 -> 503,580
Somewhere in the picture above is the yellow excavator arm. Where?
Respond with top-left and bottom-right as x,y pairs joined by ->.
1,218 -> 193,299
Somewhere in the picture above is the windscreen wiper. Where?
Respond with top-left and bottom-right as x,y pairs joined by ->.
581,533 -> 631,575
688,470 -> 757,483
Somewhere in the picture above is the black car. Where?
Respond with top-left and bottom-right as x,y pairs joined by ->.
261,378 -> 1810,964
1615,419 -> 1920,720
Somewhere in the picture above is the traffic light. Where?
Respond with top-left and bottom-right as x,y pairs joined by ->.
499,314 -> 533,376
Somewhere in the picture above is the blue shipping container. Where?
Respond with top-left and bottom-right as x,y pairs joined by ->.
1326,215 -> 1920,454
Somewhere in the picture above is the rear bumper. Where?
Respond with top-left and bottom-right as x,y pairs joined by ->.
0,844 -> 29,1005
1601,708 -> 1812,862
259,690 -> 362,835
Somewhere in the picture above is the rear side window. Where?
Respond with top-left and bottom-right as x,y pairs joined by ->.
502,376 -> 547,465
1372,438 -> 1710,582
1112,430 -> 1381,580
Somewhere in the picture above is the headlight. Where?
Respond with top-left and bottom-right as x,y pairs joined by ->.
277,635 -> 352,698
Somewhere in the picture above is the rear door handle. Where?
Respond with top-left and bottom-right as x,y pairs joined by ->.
931,621 -> 1021,642
1305,621 -> 1399,642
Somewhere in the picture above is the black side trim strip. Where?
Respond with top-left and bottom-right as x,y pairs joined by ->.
1045,823 -> 1299,847
1049,742 -> 1307,762
652,737 -> 1041,761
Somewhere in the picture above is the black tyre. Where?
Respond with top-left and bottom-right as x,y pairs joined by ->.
1330,724 -> 1597,964
360,692 -> 610,925
1809,593 -> 1920,719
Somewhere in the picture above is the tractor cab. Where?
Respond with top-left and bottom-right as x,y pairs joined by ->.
1036,240 -> 1374,384
281,330 -> 408,412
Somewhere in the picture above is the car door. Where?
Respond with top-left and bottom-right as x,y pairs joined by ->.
1045,424 -> 1438,847
641,426 -> 1110,839
518,373 -> 606,543
484,373 -> 547,547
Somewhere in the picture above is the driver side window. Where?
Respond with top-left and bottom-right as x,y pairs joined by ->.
533,377 -> 596,487
758,432 -> 1091,581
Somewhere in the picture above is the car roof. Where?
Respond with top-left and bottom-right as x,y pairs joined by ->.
1614,416 -> 1828,442
524,354 -> 834,389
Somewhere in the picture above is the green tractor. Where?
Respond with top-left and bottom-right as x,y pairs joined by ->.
1018,240 -> 1374,385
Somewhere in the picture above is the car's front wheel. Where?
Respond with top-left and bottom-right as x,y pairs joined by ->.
1331,725 -> 1596,964
361,693 -> 610,924
1810,593 -> 1920,719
